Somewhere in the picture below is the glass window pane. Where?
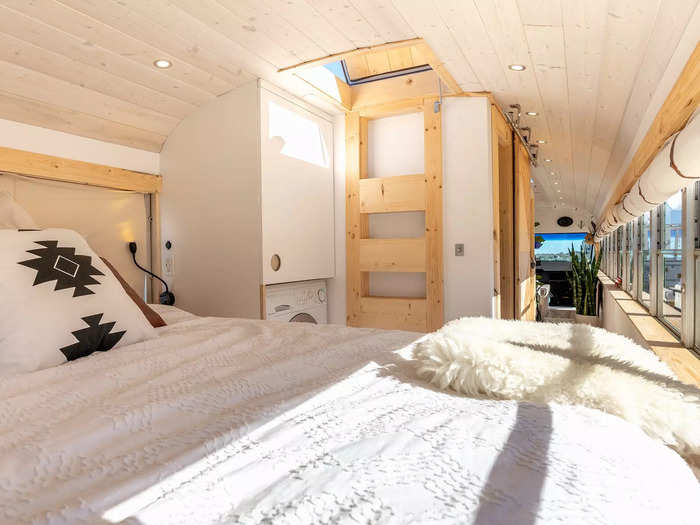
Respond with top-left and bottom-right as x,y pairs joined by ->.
660,253 -> 682,334
627,223 -> 634,293
640,212 -> 651,309
663,191 -> 682,250
660,191 -> 682,333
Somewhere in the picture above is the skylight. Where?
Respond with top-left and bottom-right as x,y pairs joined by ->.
322,59 -> 431,86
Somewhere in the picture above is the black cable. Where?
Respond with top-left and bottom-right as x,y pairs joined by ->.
131,251 -> 170,294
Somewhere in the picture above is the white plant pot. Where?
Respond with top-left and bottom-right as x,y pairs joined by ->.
574,313 -> 600,327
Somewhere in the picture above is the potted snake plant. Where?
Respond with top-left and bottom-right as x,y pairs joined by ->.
567,244 -> 603,326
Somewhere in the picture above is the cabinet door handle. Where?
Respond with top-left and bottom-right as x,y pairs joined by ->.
271,254 -> 281,271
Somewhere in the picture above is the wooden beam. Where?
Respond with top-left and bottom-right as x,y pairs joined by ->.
278,38 -> 424,73
0,146 -> 162,193
599,41 -> 700,226
424,97 -> 444,330
346,111 -> 363,325
351,70 -> 442,110
359,238 -> 426,272
150,192 -> 163,302
414,42 -> 462,95
356,296 -> 427,332
358,97 -> 425,120
360,174 -> 426,213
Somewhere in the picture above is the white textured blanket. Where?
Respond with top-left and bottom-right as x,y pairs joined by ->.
0,307 -> 698,524
415,317 -> 700,460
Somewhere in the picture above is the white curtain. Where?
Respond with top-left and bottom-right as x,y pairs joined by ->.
594,110 -> 700,241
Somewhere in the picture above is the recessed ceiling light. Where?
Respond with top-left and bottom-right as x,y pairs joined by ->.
526,111 -> 538,116
153,59 -> 172,69
537,139 -> 546,144
544,158 -> 552,162
509,64 -> 526,71
554,181 -> 559,185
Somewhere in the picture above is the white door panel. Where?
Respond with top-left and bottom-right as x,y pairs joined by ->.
260,88 -> 334,284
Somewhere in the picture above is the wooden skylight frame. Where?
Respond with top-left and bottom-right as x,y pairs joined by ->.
279,38 -> 462,112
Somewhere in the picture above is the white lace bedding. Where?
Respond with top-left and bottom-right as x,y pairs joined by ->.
1,306 -> 698,524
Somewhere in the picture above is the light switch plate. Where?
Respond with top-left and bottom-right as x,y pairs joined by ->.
164,254 -> 175,276
455,243 -> 464,256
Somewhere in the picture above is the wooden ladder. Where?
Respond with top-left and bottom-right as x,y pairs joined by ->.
346,97 -> 443,332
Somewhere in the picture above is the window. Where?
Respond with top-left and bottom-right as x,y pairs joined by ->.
534,232 -> 588,262
617,227 -> 624,281
268,101 -> 329,168
658,191 -> 683,334
639,211 -> 651,309
626,222 -> 635,294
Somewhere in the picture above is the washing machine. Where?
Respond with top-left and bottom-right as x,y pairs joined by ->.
265,279 -> 327,324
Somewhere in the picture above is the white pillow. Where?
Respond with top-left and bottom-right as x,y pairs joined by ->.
0,229 -> 156,374
0,191 -> 38,229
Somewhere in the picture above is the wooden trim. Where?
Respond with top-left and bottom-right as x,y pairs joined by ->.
294,72 -> 352,111
278,38 -> 424,73
424,97 -> 444,331
0,146 -> 162,193
414,42 -> 461,95
150,192 -> 163,301
599,41 -> 700,227
357,296 -> 427,332
346,111 -> 363,326
491,104 -> 510,318
360,174 -> 426,213
359,237 -> 426,272
259,284 -> 267,320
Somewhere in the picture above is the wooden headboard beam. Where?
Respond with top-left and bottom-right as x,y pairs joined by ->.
0,146 -> 162,193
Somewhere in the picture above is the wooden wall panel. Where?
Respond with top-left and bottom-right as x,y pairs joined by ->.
498,126 -> 515,319
345,111 -> 363,326
491,104 -> 511,319
424,97 -> 444,331
514,142 -> 536,320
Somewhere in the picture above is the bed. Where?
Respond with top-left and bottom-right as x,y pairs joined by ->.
1,305 -> 698,525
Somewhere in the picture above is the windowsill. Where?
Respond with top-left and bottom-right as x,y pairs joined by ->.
599,272 -> 700,387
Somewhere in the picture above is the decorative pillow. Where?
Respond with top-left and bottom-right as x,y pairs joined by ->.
0,229 -> 156,375
0,191 -> 38,229
100,257 -> 166,328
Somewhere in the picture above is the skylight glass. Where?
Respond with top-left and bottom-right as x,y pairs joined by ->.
324,61 -> 348,83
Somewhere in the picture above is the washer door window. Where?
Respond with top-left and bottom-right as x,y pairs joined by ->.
290,312 -> 317,324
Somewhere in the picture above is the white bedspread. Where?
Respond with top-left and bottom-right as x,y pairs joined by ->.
0,307 -> 698,524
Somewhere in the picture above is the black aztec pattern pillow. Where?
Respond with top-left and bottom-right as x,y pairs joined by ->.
0,229 -> 156,375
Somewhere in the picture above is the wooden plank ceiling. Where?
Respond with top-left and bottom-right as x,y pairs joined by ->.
0,0 -> 697,218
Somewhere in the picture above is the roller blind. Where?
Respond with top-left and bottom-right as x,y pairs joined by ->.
595,110 -> 700,241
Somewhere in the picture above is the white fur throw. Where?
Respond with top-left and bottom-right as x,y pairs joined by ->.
415,317 -> 700,460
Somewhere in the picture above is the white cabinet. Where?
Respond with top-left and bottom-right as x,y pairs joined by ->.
160,81 -> 334,319
260,88 -> 334,285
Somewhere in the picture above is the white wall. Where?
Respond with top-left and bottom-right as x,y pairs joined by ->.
442,96 -> 494,320
535,205 -> 590,234
0,118 -> 159,174
601,283 -> 650,350
327,96 -> 495,324
160,81 -> 262,319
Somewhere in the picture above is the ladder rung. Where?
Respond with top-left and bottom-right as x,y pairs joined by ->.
356,296 -> 427,332
359,238 -> 425,272
360,174 -> 425,213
